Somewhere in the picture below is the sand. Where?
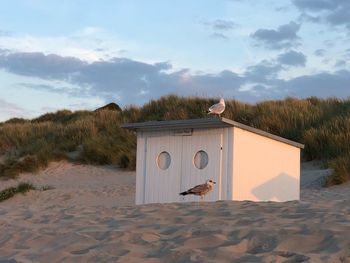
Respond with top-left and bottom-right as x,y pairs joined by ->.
0,161 -> 349,263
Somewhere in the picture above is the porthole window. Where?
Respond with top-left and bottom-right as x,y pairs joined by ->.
157,151 -> 171,170
194,150 -> 208,169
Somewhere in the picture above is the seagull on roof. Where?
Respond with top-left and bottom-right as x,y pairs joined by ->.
179,179 -> 216,200
207,98 -> 225,117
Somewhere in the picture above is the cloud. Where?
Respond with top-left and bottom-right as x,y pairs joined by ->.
345,49 -> 350,59
18,83 -> 87,98
74,58 -> 179,103
281,70 -> 350,98
208,19 -> 238,31
0,51 -> 244,104
275,5 -> 291,12
0,27 -> 131,63
179,70 -> 244,96
251,21 -> 301,49
202,19 -> 238,40
210,32 -> 229,40
277,50 -> 306,67
0,99 -> 29,121
293,0 -> 337,11
244,60 -> 282,83
314,49 -> 326,57
0,30 -> 11,37
240,56 -> 350,100
0,52 -> 85,80
327,7 -> 350,28
1,50 -> 350,107
334,59 -> 346,68
202,19 -> 237,31
298,12 -> 322,23
293,0 -> 350,29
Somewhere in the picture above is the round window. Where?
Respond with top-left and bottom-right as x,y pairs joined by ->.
194,150 -> 208,169
157,151 -> 171,170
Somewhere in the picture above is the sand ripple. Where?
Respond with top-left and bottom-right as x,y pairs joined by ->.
0,161 -> 349,262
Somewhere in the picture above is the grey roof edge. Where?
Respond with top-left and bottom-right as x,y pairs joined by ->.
121,117 -> 305,149
121,118 -> 229,130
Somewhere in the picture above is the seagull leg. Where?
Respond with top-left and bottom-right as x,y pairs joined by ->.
200,195 -> 204,206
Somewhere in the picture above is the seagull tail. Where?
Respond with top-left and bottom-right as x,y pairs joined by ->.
179,191 -> 190,196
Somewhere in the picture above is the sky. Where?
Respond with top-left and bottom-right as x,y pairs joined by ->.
0,0 -> 350,121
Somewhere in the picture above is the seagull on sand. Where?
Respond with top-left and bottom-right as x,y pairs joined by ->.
207,98 -> 225,117
179,179 -> 216,200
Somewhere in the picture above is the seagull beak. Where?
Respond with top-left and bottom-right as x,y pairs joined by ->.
213,181 -> 216,184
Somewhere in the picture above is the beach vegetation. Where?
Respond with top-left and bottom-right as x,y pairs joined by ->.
1,95 -> 350,185
0,182 -> 36,202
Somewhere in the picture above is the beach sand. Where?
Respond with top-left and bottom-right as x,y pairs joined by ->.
0,161 -> 349,262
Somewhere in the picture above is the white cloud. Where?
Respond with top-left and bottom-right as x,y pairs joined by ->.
0,27 -> 134,63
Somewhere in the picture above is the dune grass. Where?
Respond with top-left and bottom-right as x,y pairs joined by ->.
326,156 -> 350,186
0,109 -> 136,178
0,182 -> 36,202
1,95 -> 350,185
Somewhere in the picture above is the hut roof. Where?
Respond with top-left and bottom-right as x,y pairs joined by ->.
121,117 -> 304,149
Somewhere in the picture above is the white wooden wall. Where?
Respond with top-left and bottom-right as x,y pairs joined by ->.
135,126 -> 301,204
232,127 -> 300,202
135,134 -> 146,204
180,129 -> 223,202
136,128 -> 229,204
136,130 -> 174,204
221,127 -> 234,200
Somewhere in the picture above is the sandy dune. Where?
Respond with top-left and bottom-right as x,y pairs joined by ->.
0,161 -> 349,262
0,162 -> 135,207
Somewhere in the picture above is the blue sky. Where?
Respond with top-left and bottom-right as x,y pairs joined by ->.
0,0 -> 350,121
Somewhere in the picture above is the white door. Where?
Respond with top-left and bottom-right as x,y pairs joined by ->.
144,129 -> 223,203
144,136 -> 182,203
180,129 -> 223,202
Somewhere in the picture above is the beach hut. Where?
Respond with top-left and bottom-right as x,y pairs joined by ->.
121,118 -> 304,204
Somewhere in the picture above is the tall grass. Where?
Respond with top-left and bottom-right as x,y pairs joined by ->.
0,109 -> 135,178
0,182 -> 36,202
1,95 -> 350,185
326,155 -> 350,186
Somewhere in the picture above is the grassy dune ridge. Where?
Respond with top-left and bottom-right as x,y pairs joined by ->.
1,95 -> 350,185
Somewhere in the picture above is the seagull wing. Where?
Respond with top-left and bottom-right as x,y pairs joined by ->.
209,103 -> 225,114
187,183 -> 211,196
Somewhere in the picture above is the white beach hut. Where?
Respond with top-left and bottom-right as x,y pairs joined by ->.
121,117 -> 304,204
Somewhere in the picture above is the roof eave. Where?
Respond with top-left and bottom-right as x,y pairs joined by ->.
120,117 -> 229,130
121,117 -> 305,149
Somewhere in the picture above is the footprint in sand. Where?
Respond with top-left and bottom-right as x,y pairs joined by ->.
141,233 -> 161,242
